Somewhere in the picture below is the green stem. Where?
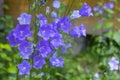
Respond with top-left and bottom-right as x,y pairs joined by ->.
16,67 -> 19,80
65,0 -> 74,16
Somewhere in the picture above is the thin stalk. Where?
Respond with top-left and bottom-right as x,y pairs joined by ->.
65,0 -> 74,16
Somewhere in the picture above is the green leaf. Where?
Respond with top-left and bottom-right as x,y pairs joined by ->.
3,4 -> 9,10
7,65 -> 17,73
104,22 -> 114,29
93,23 -> 102,30
105,8 -> 114,14
113,32 -> 120,45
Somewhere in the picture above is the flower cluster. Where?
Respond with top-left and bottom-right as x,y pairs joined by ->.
93,1 -> 114,15
6,1 -> 92,76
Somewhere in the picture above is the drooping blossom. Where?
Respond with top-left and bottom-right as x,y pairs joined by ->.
17,60 -> 31,75
17,13 -> 32,25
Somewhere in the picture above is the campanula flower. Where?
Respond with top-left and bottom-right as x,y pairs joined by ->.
50,34 -> 64,49
13,24 -> 32,40
93,6 -> 99,12
50,54 -> 64,67
33,56 -> 46,69
61,43 -> 72,53
17,60 -> 31,75
38,24 -> 57,40
103,2 -> 114,9
18,41 -> 33,59
79,24 -> 86,37
51,11 -> 57,18
70,24 -> 86,38
108,57 -> 119,70
70,26 -> 81,38
70,10 -> 81,19
57,16 -> 72,33
37,14 -> 47,27
46,6 -> 50,14
79,3 -> 93,16
94,72 -> 100,78
17,13 -> 32,25
53,0 -> 60,8
6,30 -> 22,46
99,8 -> 104,15
36,40 -> 53,57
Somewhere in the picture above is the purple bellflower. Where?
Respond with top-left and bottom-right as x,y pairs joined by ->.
70,24 -> 86,38
17,60 -> 31,75
79,3 -> 93,16
61,43 -> 72,53
99,8 -> 104,15
57,16 -> 72,33
13,24 -> 32,40
51,11 -> 57,18
50,54 -> 64,67
38,24 -> 57,40
50,34 -> 64,49
53,0 -> 60,8
6,30 -> 22,47
70,10 -> 81,19
94,72 -> 100,78
17,13 -> 32,25
93,6 -> 99,12
33,56 -> 46,69
18,41 -> 33,59
79,24 -> 86,37
37,14 -> 47,27
103,2 -> 114,9
108,57 -> 119,70
36,40 -> 53,58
